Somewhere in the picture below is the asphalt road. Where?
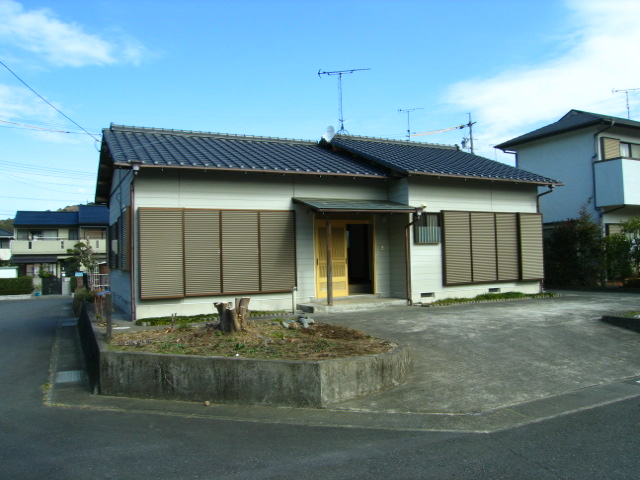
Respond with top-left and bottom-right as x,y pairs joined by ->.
0,296 -> 639,479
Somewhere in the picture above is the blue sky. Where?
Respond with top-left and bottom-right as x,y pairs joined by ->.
1,0 -> 639,218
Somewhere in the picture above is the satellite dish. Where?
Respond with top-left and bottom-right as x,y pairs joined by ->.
322,126 -> 335,142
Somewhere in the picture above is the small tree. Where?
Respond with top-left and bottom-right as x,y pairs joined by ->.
621,216 -> 640,275
603,233 -> 632,283
66,241 -> 98,273
544,205 -> 603,286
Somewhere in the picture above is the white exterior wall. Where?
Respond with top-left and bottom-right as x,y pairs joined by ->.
513,129 -> 595,223
130,169 -> 391,319
406,177 -> 542,303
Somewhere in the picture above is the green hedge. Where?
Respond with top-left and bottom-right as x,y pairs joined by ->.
0,276 -> 34,295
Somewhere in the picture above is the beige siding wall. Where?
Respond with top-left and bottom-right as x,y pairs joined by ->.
406,177 -> 541,303
131,169 -> 390,319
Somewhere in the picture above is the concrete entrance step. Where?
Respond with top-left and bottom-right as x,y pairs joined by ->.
298,296 -> 408,313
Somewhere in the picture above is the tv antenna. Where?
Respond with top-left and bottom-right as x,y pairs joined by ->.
318,68 -> 370,134
612,87 -> 640,119
398,107 -> 423,140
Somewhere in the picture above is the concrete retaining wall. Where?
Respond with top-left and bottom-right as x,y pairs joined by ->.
76,303 -> 413,407
94,327 -> 411,408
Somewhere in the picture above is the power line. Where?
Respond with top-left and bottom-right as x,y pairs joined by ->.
0,60 -> 100,142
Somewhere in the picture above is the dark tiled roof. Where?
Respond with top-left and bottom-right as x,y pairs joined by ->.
102,125 -> 388,177
14,211 -> 78,227
14,207 -> 108,227
330,135 -> 559,185
78,205 -> 108,225
293,198 -> 415,213
0,228 -> 12,237
495,109 -> 640,149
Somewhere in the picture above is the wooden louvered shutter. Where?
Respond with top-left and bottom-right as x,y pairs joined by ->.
442,211 -> 472,284
470,212 -> 497,282
184,209 -> 221,296
519,213 -> 544,280
138,208 -> 184,299
495,213 -> 519,280
221,211 -> 259,293
259,211 -> 296,291
601,137 -> 620,160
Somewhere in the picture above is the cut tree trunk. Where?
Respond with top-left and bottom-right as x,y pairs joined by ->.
214,297 -> 251,333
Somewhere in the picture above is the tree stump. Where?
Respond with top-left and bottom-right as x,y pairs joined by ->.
215,297 -> 251,333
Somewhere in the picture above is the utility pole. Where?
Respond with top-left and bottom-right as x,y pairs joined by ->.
462,113 -> 476,154
318,68 -> 370,134
398,107 -> 423,140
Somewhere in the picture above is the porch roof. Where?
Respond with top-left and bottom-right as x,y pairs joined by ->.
293,197 -> 416,214
10,255 -> 59,264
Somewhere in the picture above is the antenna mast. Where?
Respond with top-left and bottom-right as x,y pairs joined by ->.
318,68 -> 370,134
398,107 -> 423,140
612,87 -> 640,119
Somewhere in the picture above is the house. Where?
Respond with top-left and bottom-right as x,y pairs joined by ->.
96,124 -> 560,320
11,205 -> 109,280
0,228 -> 12,262
495,109 -> 640,234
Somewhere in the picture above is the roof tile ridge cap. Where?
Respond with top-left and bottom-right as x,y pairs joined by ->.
333,133 -> 458,150
108,123 -> 315,144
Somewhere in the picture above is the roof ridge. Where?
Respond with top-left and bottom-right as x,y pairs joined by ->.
107,124 -> 316,145
333,133 -> 459,150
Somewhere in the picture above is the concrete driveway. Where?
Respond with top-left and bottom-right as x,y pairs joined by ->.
47,289 -> 640,432
315,290 -> 640,419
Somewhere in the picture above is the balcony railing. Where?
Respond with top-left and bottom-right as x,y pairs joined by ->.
595,158 -> 640,208
11,238 -> 106,255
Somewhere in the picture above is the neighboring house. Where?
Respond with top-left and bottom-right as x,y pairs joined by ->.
11,205 -> 109,278
0,228 -> 12,262
96,124 -> 560,320
495,109 -> 640,234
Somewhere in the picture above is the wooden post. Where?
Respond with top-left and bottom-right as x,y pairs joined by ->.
105,292 -> 113,342
325,216 -> 333,306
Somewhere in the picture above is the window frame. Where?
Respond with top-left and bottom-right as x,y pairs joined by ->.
413,212 -> 441,244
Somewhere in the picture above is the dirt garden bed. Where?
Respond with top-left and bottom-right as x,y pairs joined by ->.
110,319 -> 396,360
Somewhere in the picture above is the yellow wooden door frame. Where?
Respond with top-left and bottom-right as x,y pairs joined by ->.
314,217 -> 374,299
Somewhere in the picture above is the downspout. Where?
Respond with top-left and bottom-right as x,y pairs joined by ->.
536,185 -> 555,213
404,207 -> 423,306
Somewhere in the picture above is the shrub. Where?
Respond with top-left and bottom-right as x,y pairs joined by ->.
73,287 -> 96,317
0,276 -> 34,295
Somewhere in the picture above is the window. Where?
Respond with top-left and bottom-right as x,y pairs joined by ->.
442,211 -> 543,285
108,207 -> 130,271
601,137 -> 640,160
69,229 -> 79,240
414,213 -> 441,244
138,208 -> 296,300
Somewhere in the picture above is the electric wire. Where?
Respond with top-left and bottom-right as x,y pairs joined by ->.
0,60 -> 100,142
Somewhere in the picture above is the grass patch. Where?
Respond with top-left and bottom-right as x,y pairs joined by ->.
111,320 -> 395,360
430,291 -> 557,306
620,311 -> 640,318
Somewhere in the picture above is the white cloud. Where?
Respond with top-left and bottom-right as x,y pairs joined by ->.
0,0 -> 146,66
444,0 -> 640,160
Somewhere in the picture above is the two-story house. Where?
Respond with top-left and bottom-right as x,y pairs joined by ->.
96,124 -> 560,320
11,205 -> 109,278
495,109 -> 640,234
